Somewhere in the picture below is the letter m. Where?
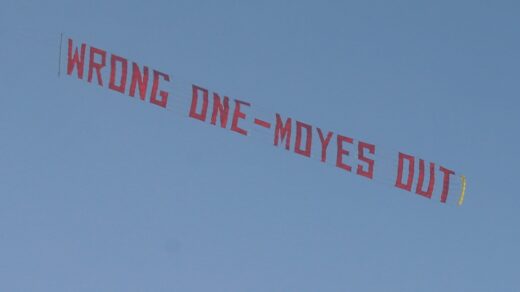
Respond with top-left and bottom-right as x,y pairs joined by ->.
274,113 -> 292,150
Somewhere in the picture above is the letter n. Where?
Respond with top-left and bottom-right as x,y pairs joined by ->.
211,93 -> 229,128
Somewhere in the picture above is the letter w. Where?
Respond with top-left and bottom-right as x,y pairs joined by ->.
67,38 -> 86,79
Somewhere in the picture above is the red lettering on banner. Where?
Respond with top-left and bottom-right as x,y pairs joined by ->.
88,46 -> 106,86
295,121 -> 312,157
415,159 -> 435,198
109,54 -> 128,94
62,38 -> 465,206
231,100 -> 250,136
317,128 -> 333,163
190,85 -> 209,121
254,118 -> 271,128
150,70 -> 170,108
395,152 -> 415,191
336,135 -> 353,172
274,114 -> 292,150
357,141 -> 375,179
129,63 -> 149,100
211,93 -> 230,128
67,39 -> 86,79
439,166 -> 455,203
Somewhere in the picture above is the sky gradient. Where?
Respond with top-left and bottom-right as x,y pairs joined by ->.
1,1 -> 519,291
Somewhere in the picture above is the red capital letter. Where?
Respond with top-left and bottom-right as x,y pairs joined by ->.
211,93 -> 229,128
295,121 -> 312,157
439,166 -> 455,203
231,99 -> 250,136
395,152 -> 415,191
189,85 -> 209,121
109,54 -> 128,94
129,63 -> 149,100
87,46 -> 106,86
336,134 -> 353,172
357,141 -> 375,179
274,114 -> 292,150
150,70 -> 170,108
415,159 -> 435,198
66,39 -> 86,79
317,128 -> 333,162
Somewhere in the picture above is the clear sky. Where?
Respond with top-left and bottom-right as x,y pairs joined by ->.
1,0 -> 519,291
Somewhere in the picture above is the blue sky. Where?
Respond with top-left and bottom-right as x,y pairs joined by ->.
1,1 -> 519,291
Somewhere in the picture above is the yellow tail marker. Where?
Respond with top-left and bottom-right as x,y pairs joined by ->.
458,175 -> 467,206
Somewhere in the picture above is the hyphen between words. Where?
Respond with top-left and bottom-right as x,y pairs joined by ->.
65,37 -> 461,204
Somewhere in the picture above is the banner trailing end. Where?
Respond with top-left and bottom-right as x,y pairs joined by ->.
458,175 -> 467,206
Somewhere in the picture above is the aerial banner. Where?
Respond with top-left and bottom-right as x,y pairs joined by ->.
60,36 -> 467,206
